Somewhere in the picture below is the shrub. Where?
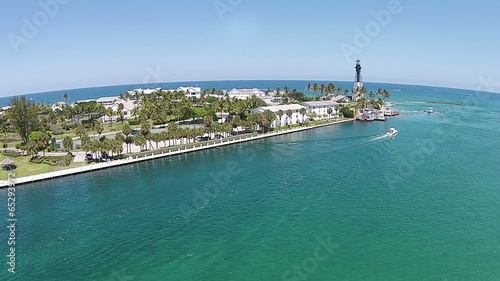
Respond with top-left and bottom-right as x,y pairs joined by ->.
2,150 -> 21,158
128,120 -> 140,126
30,156 -> 65,166
64,153 -> 73,166
3,143 -> 7,148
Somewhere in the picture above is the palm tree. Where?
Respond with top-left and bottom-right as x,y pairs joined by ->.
39,132 -> 51,156
151,133 -> 162,150
27,140 -> 39,157
299,108 -> 307,123
117,103 -> 125,124
203,115 -> 214,128
0,122 -> 9,141
62,93 -> 69,103
113,139 -> 123,156
285,109 -> 293,125
327,107 -> 333,119
262,110 -> 276,132
133,135 -> 146,151
75,124 -> 87,140
122,123 -> 132,153
105,107 -> 114,124
277,110 -> 284,127
94,121 -> 104,141
63,136 -> 73,152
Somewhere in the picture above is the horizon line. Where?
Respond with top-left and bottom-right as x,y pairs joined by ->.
2,79 -> 498,100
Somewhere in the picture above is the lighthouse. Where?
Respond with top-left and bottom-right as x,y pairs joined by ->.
354,58 -> 363,90
353,59 -> 364,101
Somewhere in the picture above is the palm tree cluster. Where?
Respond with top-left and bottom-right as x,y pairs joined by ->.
357,88 -> 391,109
306,83 -> 346,98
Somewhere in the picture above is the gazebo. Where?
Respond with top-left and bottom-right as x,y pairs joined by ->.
1,158 -> 16,171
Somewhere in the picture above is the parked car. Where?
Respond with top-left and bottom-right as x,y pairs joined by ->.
214,134 -> 224,139
196,136 -> 212,142
85,153 -> 93,162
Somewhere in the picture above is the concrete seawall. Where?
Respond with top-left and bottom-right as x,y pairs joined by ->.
0,120 -> 353,188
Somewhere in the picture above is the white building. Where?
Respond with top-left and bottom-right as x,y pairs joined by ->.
177,86 -> 202,99
252,104 -> 307,127
302,101 -> 339,119
127,88 -> 160,95
227,88 -> 266,100
0,106 -> 11,116
51,101 -> 67,111
96,96 -> 119,106
100,99 -> 137,123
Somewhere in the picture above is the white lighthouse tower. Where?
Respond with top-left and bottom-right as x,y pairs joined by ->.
353,59 -> 364,101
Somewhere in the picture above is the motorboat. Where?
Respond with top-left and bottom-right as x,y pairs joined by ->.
386,128 -> 398,137
427,107 -> 435,113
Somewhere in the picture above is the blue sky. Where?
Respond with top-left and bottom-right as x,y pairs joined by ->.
1,0 -> 499,97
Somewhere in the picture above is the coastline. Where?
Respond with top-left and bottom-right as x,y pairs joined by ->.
0,119 -> 354,188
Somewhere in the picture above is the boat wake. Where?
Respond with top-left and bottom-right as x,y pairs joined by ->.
371,134 -> 390,142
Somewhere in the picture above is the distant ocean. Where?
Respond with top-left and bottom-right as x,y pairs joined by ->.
1,81 -> 500,281
0,80 -> 475,107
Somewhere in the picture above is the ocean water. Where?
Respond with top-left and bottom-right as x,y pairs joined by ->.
1,82 -> 500,281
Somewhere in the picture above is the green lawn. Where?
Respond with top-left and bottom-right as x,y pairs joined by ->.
0,154 -> 87,181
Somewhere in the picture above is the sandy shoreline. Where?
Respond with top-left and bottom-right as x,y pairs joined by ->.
0,119 -> 353,188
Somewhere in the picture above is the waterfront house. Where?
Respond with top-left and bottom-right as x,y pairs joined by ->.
252,104 -> 307,127
99,99 -> 137,123
302,101 -> 339,119
51,101 -> 67,111
227,88 -> 266,100
177,87 -> 202,99
96,96 -> 119,106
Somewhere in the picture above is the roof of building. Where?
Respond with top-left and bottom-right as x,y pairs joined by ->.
75,99 -> 96,104
96,96 -> 119,103
110,100 -> 136,111
254,104 -> 306,113
227,88 -> 265,96
178,87 -> 202,93
302,101 -> 339,107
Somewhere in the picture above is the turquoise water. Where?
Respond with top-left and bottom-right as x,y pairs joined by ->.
1,83 -> 500,280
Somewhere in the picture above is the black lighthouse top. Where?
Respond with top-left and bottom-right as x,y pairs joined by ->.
355,59 -> 362,83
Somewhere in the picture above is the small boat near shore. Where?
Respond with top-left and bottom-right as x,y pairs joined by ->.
426,107 -> 435,113
386,128 -> 398,137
